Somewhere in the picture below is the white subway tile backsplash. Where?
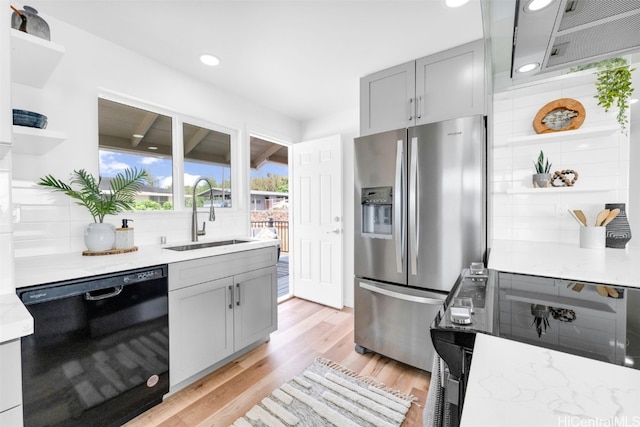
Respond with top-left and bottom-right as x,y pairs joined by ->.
515,90 -> 563,108
17,204 -> 70,223
0,171 -> 11,234
0,233 -> 14,293
14,220 -> 70,240
493,157 -> 514,170
568,148 -> 619,164
14,238 -> 71,258
512,228 -> 560,242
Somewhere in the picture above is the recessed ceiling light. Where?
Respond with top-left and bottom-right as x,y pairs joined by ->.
200,54 -> 220,67
133,134 -> 144,138
444,0 -> 469,7
148,146 -> 158,150
516,62 -> 539,73
525,0 -> 554,12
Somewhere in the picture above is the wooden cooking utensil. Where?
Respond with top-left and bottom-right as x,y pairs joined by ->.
571,283 -> 584,292
595,285 -> 609,297
601,208 -> 620,227
573,210 -> 588,226
606,287 -> 619,298
568,209 -> 585,226
595,209 -> 610,226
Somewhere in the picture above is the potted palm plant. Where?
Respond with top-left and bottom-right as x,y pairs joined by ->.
532,150 -> 552,188
38,168 -> 148,251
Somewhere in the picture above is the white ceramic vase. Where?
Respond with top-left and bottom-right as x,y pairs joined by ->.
84,223 -> 115,251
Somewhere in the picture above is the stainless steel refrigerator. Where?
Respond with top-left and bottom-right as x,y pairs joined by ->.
354,115 -> 486,371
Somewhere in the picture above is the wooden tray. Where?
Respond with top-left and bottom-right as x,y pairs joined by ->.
82,246 -> 138,256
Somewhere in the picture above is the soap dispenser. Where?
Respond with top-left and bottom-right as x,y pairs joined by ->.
115,219 -> 135,250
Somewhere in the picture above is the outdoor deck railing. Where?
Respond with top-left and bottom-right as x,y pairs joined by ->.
251,220 -> 289,253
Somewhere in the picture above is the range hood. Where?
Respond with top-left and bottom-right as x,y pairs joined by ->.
511,0 -> 640,79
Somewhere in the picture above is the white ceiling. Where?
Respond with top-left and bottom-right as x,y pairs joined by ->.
27,0 -> 484,123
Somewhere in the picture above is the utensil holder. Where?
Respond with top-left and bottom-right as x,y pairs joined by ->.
579,227 -> 605,249
605,203 -> 631,249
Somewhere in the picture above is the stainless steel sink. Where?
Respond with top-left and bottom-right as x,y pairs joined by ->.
165,239 -> 252,251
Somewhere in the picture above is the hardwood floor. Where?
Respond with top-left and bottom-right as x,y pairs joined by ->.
126,297 -> 432,427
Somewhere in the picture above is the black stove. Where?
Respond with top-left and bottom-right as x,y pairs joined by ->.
429,268 -> 640,427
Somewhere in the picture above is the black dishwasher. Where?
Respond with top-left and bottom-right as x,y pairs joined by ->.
17,264 -> 169,427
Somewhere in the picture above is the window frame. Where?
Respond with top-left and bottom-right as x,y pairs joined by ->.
178,115 -> 239,213
97,90 -> 240,214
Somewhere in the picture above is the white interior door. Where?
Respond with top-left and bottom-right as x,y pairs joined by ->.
292,135 -> 343,309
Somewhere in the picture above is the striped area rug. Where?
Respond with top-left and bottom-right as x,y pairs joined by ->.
232,358 -> 416,427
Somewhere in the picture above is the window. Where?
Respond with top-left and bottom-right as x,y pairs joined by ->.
98,98 -> 174,210
183,122 -> 232,208
98,96 -> 237,211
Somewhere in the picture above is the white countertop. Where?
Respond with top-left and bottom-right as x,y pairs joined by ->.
1,238 -> 278,343
488,240 -> 639,288
14,237 -> 279,288
0,293 -> 33,344
461,334 -> 640,427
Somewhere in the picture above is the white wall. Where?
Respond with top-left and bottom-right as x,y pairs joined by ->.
301,108 -> 358,307
10,15 -> 301,257
491,69 -> 633,246
0,1 -> 13,295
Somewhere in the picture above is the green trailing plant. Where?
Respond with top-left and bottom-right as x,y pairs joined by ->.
533,150 -> 552,174
571,57 -> 635,135
38,168 -> 148,223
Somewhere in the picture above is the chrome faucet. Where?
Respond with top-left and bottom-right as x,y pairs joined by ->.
192,177 -> 216,242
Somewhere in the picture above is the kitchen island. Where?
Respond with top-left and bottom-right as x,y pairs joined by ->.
461,333 -> 640,427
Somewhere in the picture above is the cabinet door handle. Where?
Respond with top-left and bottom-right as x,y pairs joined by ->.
417,96 -> 422,119
408,98 -> 414,121
228,285 -> 233,309
236,283 -> 241,306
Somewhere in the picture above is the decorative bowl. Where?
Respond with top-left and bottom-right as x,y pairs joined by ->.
13,109 -> 48,129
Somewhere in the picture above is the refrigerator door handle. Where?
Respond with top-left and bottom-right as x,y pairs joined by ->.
359,282 -> 445,305
394,139 -> 404,274
409,136 -> 418,276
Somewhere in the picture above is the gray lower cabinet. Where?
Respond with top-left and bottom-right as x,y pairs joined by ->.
168,247 -> 277,391
360,39 -> 485,136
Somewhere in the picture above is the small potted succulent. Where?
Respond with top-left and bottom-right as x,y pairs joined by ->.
38,168 -> 148,251
532,150 -> 552,188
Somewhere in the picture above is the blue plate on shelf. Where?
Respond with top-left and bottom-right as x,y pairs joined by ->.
13,109 -> 48,129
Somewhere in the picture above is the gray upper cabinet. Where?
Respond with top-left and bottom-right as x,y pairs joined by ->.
360,61 -> 416,136
416,39 -> 485,125
360,39 -> 485,136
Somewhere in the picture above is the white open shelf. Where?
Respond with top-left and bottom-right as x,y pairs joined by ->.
12,126 -> 66,155
11,29 -> 65,88
506,125 -> 620,146
502,187 -> 620,195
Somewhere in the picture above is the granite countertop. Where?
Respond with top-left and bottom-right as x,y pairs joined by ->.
461,333 -> 640,427
1,237 -> 279,343
488,240 -> 638,288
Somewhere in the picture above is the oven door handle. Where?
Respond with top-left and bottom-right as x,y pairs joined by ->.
84,285 -> 123,301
